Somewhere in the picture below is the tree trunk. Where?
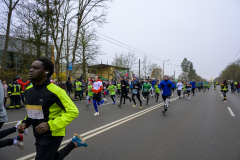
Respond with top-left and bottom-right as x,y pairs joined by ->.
45,0 -> 49,58
1,6 -> 13,78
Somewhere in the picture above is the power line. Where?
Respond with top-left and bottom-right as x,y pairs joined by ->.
97,35 -> 181,69
232,51 -> 240,62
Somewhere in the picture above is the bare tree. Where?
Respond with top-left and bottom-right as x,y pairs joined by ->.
69,0 -> 112,78
15,1 -> 46,58
111,52 -> 136,70
148,63 -> 162,80
75,27 -> 102,81
1,0 -> 20,77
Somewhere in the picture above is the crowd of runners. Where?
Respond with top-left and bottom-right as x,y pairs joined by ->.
0,57 -> 239,159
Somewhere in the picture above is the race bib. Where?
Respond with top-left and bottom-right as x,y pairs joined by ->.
25,105 -> 44,119
76,85 -> 79,88
144,89 -> 148,91
133,89 -> 137,94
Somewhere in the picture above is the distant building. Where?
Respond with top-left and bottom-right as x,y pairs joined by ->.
88,64 -> 132,80
0,35 -> 53,73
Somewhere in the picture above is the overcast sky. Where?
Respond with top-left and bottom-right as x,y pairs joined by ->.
96,0 -> 240,80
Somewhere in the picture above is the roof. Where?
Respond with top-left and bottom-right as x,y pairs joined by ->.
88,64 -> 130,70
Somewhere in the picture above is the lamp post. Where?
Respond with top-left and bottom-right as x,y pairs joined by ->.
163,59 -> 170,77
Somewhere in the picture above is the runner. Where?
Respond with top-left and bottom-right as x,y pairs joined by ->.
158,75 -> 175,115
117,81 -> 121,97
176,80 -> 183,99
74,79 -> 82,102
17,58 -> 87,160
118,77 -> 131,108
132,76 -> 143,108
86,81 -> 93,108
221,80 -> 228,102
197,82 -> 202,92
107,81 -> 116,104
182,82 -> 187,98
141,79 -> 152,105
203,81 -> 207,92
190,79 -> 196,96
185,82 -> 192,99
154,81 -> 160,102
92,76 -> 106,116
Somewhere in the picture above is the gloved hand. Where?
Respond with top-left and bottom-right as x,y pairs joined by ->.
161,84 -> 164,88
167,83 -> 171,88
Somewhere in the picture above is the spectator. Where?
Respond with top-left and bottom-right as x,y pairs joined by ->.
61,83 -> 66,90
54,81 -> 59,86
2,80 -> 8,108
81,79 -> 85,98
16,76 -> 29,104
66,78 -> 73,97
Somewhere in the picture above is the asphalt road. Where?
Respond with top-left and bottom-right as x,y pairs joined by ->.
0,86 -> 240,160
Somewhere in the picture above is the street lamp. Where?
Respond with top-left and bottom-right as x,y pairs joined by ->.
163,59 -> 170,77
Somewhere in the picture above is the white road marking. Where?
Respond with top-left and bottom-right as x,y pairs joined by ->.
227,107 -> 235,117
3,120 -> 19,125
16,99 -> 179,160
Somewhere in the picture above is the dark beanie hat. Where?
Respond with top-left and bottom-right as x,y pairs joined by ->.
13,78 -> 18,81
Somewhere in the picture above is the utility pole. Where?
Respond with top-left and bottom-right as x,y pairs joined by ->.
101,59 -> 102,80
163,59 -> 170,77
139,59 -> 140,79
174,70 -> 175,80
163,62 -> 164,77
107,60 -> 109,80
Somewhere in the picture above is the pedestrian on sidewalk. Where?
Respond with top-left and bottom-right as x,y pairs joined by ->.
2,80 -> 8,108
81,79 -> 85,98
8,78 -> 24,110
66,78 -> 72,97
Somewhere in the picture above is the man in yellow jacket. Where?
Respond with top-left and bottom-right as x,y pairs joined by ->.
17,58 -> 87,160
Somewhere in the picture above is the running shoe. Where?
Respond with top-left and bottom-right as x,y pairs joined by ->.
86,105 -> 89,108
139,106 -> 142,109
162,111 -> 165,115
113,102 -> 116,105
72,133 -> 88,148
13,134 -> 24,150
88,101 -> 91,104
93,112 -> 99,116
80,100 -> 82,102
133,104 -> 136,107
104,98 -> 107,103
118,105 -> 122,108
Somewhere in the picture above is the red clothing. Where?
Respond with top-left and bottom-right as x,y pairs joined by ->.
17,79 -> 29,91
